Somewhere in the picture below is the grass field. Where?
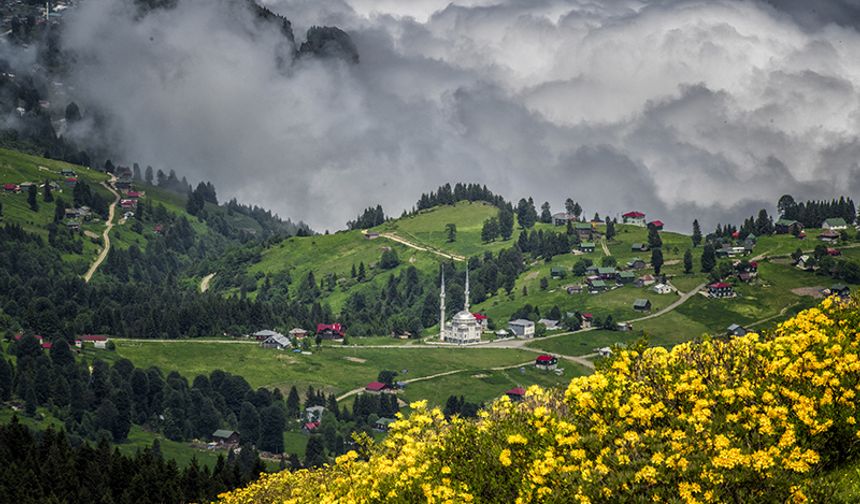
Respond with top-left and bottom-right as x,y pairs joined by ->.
110,340 -> 549,396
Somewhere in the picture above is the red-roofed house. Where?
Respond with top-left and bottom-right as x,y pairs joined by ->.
120,199 -> 137,209
126,191 -> 142,199
535,354 -> 558,370
302,421 -> 320,434
316,323 -> 345,339
41,342 -> 53,350
708,282 -> 734,298
827,248 -> 842,257
648,220 -> 664,231
365,381 -> 388,394
581,313 -> 593,329
3,183 -> 20,193
472,312 -> 488,331
622,211 -> 646,226
65,177 -> 78,187
505,387 -> 526,402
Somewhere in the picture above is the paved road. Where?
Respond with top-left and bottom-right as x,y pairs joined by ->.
200,273 -> 216,293
83,175 -> 119,283
379,232 -> 466,262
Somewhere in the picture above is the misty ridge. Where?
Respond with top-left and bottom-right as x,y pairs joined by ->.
4,0 -> 860,231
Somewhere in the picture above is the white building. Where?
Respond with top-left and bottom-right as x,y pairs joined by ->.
652,283 -> 673,294
439,269 -> 481,345
508,319 -> 536,338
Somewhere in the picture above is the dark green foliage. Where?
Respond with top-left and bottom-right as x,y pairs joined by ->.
347,205 -> 385,230
286,386 -> 301,418
540,202 -> 552,223
415,183 -> 507,212
647,225 -> 662,249
481,217 -> 499,242
42,179 -> 52,202
380,248 -> 399,269
684,248 -> 693,274
258,405 -> 285,453
239,401 -> 261,447
516,198 -> 538,229
304,436 -> 326,467
701,243 -> 716,272
778,195 -> 856,226
692,219 -> 702,247
27,184 -> 37,211
445,223 -> 457,242
377,370 -> 398,387
651,247 -> 664,275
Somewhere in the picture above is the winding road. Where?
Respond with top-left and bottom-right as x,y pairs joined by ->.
379,232 -> 466,262
83,175 -> 119,283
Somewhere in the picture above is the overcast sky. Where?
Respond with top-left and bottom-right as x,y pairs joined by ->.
58,0 -> 860,231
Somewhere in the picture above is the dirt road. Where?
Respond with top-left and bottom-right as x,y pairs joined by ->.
380,232 -> 466,262
83,175 -> 119,283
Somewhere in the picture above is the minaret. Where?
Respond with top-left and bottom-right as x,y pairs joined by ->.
439,270 -> 446,340
464,268 -> 470,312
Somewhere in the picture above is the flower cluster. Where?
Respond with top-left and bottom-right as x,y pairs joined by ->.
219,297 -> 860,503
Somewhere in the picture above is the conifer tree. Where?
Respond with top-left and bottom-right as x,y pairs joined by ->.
692,219 -> 702,247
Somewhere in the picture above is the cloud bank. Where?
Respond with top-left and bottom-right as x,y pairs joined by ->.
60,0 -> 860,231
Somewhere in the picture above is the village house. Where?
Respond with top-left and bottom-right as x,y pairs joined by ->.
550,267 -> 567,279
374,417 -> 395,432
581,313 -> 594,328
302,422 -> 320,434
727,324 -> 748,337
289,328 -> 308,339
829,284 -> 851,299
631,243 -> 649,253
708,282 -> 735,298
3,183 -> 20,193
617,322 -> 634,332
538,318 -> 560,331
552,212 -> 576,226
472,313 -> 489,331
574,222 -> 595,241
775,219 -> 803,235
579,242 -> 596,253
494,329 -> 510,338
618,271 -> 636,285
212,430 -> 240,447
597,347 -> 613,358
535,354 -> 558,370
260,332 -> 291,350
508,319 -> 535,338
364,231 -> 380,239
588,278 -> 608,292
796,255 -> 815,271
565,284 -> 583,295
626,258 -> 647,270
717,245 -> 748,258
648,220 -> 664,231
65,221 -> 81,232
317,323 -> 345,340
305,405 -> 325,423
505,387 -> 526,402
827,248 -> 841,257
79,335 -> 109,349
120,199 -> 137,210
633,299 -> 652,312
64,177 -> 77,187
365,381 -> 390,394
822,217 -> 848,231
652,283 -> 673,294
60,169 -> 77,177
252,329 -> 280,341
635,274 -> 656,288
597,267 -> 617,281
818,229 -> 840,243
622,211 -> 646,226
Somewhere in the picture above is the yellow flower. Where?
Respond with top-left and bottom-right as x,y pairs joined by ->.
499,449 -> 512,467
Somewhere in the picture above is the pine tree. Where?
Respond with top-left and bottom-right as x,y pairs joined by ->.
692,219 -> 702,247
498,206 -> 514,240
43,179 -> 53,202
684,249 -> 693,274
239,402 -> 261,447
445,223 -> 457,242
304,436 -> 326,467
605,219 -> 616,240
651,247 -> 664,276
258,405 -> 285,453
540,202 -> 552,223
286,386 -> 301,418
701,243 -> 716,272
27,185 -> 38,211
0,359 -> 11,401
481,217 -> 499,242
647,226 -> 662,249
54,198 -> 66,223
357,262 -> 366,281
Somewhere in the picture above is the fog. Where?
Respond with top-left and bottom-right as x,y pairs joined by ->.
58,0 -> 860,231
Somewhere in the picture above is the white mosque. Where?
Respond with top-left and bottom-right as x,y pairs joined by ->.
439,269 -> 481,345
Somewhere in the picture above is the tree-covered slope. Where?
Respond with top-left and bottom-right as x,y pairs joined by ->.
220,296 -> 860,503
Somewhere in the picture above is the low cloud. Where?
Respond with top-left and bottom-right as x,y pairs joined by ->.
58,0 -> 860,231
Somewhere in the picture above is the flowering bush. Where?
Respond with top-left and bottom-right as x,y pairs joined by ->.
219,297 -> 860,503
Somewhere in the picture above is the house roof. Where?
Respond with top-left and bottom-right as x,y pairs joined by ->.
776,219 -> 799,226
619,271 -> 635,278
536,354 -> 556,363
212,429 -> 238,439
597,267 -> 616,275
631,243 -> 647,249
580,242 -> 595,248
649,220 -> 664,227
303,422 -> 320,431
574,222 -> 592,230
623,211 -> 645,218
263,334 -> 291,347
709,282 -> 732,289
590,280 -> 607,287
505,387 -> 526,397
824,217 -> 848,227
365,381 -> 388,391
80,335 -> 108,341
819,229 -> 840,238
317,323 -> 344,335
582,313 -> 593,319
472,313 -> 488,320
727,324 -> 744,332
289,328 -> 308,334
633,299 -> 650,308
509,318 -> 535,327
537,318 -> 558,327
3,183 -> 18,190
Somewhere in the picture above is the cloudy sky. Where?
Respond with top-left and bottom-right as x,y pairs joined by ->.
58,0 -> 860,231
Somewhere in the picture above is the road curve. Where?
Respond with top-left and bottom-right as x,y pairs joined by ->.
379,232 -> 466,262
83,175 -> 119,283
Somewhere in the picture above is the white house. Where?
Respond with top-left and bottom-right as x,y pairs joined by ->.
652,283 -> 673,295
508,319 -> 536,338
823,217 -> 848,231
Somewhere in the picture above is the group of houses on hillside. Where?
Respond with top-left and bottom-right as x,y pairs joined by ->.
13,333 -> 110,350
254,324 -> 346,350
